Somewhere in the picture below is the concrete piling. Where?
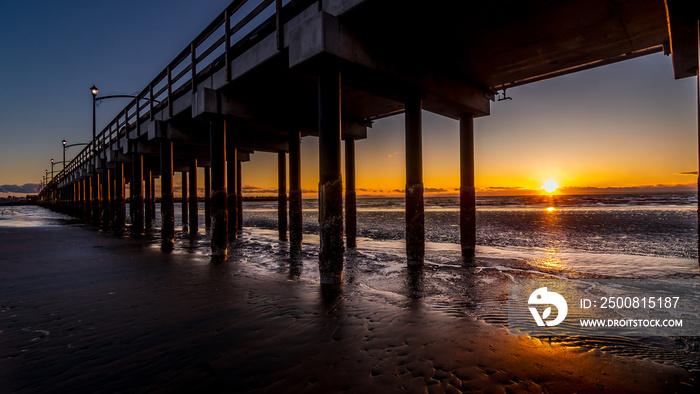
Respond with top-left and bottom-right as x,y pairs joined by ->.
226,125 -> 238,240
344,138 -> 357,249
161,141 -> 175,244
237,160 -> 242,232
318,68 -> 344,285
278,151 -> 287,241
405,96 -> 425,265
101,162 -> 111,229
210,120 -> 228,258
188,159 -> 198,234
459,114 -> 476,260
144,170 -> 152,229
150,177 -> 156,219
204,166 -> 211,228
113,162 -> 125,232
181,171 -> 188,226
131,154 -> 144,234
289,130 -> 302,252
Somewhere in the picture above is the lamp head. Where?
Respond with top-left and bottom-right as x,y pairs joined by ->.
90,85 -> 98,97
62,139 -> 66,146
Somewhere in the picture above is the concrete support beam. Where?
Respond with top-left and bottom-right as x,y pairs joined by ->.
161,141 -> 175,245
131,154 -> 144,234
204,166 -> 211,228
278,151 -> 288,241
86,177 -> 93,224
113,162 -> 125,232
460,114 -> 476,260
211,120 -> 228,258
345,138 -> 357,249
289,131 -> 303,252
405,97 -> 424,265
189,159 -> 198,234
144,169 -> 152,229
318,68 -> 344,285
101,161 -> 111,230
181,171 -> 188,226
151,177 -> 156,220
237,160 -> 243,232
226,123 -> 238,240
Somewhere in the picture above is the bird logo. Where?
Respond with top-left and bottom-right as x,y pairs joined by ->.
528,287 -> 568,327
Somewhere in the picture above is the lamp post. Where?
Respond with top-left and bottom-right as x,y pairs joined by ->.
63,139 -> 88,170
51,159 -> 55,180
91,86 -> 98,148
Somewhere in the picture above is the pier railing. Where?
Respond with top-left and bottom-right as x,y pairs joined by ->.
51,0 -> 309,191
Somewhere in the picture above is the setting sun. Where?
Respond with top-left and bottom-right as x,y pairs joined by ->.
542,179 -> 559,193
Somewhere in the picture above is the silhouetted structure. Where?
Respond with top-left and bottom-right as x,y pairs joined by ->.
39,0 -> 700,283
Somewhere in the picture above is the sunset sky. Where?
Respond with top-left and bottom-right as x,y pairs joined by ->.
0,1 -> 697,197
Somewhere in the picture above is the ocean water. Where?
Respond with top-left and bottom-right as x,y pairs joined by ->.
2,193 -> 699,373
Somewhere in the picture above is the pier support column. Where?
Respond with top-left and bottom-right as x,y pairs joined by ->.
204,166 -> 211,228
344,138 -> 357,249
86,177 -> 93,223
318,68 -> 344,285
151,177 -> 156,219
181,171 -> 188,226
460,114 -> 476,259
237,160 -> 243,232
101,161 -> 111,229
226,125 -> 238,240
289,131 -> 302,251
278,151 -> 288,241
189,159 -> 198,234
161,141 -> 175,245
131,154 -> 144,234
113,162 -> 125,232
144,170 -> 152,229
211,120 -> 228,258
93,173 -> 101,226
405,96 -> 424,265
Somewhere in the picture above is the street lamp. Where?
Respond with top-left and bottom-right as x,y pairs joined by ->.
50,159 -> 55,180
62,139 -> 88,170
91,85 -> 98,151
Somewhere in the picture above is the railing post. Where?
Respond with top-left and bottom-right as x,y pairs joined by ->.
225,9 -> 231,82
276,0 -> 284,50
190,42 -> 197,96
167,65 -> 173,118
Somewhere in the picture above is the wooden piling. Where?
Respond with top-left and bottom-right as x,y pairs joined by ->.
405,96 -> 424,265
289,130 -> 302,251
318,68 -> 344,285
161,141 -> 175,244
189,159 -> 198,234
211,120 -> 228,258
460,114 -> 476,260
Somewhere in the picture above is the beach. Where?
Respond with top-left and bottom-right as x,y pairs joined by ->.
0,205 -> 697,392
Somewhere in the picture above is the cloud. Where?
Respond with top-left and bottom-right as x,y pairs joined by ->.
387,151 -> 400,158
424,187 -> 447,193
675,171 -> 698,176
0,183 -> 41,194
243,184 -> 265,190
242,188 -> 278,194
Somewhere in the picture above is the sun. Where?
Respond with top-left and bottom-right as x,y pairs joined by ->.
542,179 -> 559,194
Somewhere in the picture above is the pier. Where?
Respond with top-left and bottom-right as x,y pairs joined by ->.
37,0 -> 700,284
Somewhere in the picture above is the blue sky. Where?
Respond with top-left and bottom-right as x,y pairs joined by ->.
0,1 -> 697,196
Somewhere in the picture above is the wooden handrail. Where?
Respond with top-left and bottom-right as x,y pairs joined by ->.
57,0 -> 307,187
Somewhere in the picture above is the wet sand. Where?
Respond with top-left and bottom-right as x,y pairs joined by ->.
0,222 -> 697,393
